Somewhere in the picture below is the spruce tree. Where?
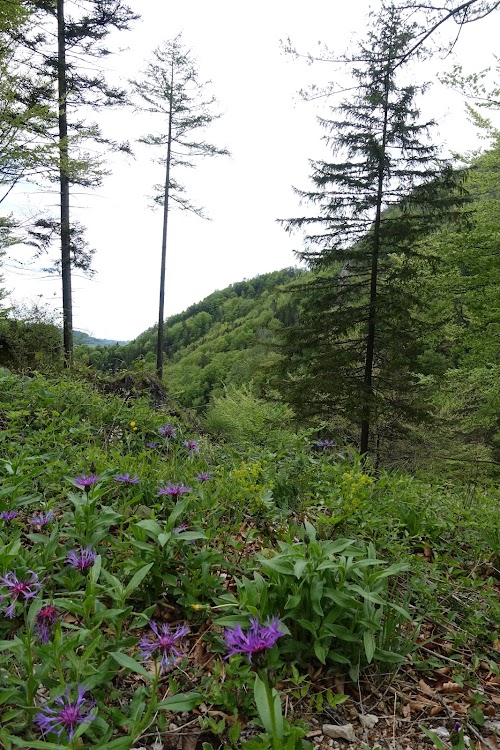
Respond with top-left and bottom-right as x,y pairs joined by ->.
12,1 -> 139,365
280,2 -> 469,458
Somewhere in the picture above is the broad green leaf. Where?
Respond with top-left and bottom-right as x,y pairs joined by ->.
253,674 -> 275,737
89,554 -> 102,584
109,651 -> 152,681
363,631 -> 375,663
156,692 -> 202,712
123,563 -> 154,599
135,519 -> 161,539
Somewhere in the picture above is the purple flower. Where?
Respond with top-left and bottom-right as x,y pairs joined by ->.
315,439 -> 335,449
146,442 -> 158,449
224,616 -> 285,663
66,545 -> 97,572
114,473 -> 140,484
30,511 -> 55,528
195,471 -> 212,482
74,474 -> 99,489
183,440 -> 200,453
173,523 -> 189,533
35,685 -> 96,741
0,571 -> 43,618
158,482 -> 191,497
0,510 -> 18,521
140,620 -> 189,673
158,423 -> 177,438
35,605 -> 59,643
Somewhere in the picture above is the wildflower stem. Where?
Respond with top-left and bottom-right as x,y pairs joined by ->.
24,611 -> 36,708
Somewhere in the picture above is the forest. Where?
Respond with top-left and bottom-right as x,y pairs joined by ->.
0,1 -> 499,749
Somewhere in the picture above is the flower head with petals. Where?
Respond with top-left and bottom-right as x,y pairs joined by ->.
35,605 -> 59,643
74,474 -> 99,488
114,473 -> 140,484
158,423 -> 177,438
140,620 -> 189,673
0,571 -> 43,618
224,616 -> 285,663
315,439 -> 335,449
158,482 -> 191,497
35,685 -> 96,740
195,471 -> 212,482
30,511 -> 55,527
67,545 -> 97,572
0,510 -> 18,521
183,440 -> 200,453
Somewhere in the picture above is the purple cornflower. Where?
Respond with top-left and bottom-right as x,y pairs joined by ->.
74,474 -> 99,489
224,616 -> 285,663
183,440 -> 200,453
35,685 -> 96,741
158,482 -> 191,497
146,442 -> 158,449
0,510 -> 18,521
114,473 -> 140,484
35,604 -> 59,643
0,571 -> 43,618
30,511 -> 55,527
140,620 -> 189,673
195,471 -> 212,482
173,523 -> 189,533
158,423 -> 177,438
315,439 -> 335,449
66,545 -> 97,572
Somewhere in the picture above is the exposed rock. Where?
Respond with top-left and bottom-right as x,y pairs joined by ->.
359,713 -> 379,730
322,723 -> 357,742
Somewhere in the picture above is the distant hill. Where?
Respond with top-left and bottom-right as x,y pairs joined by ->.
74,330 -> 129,347
82,268 -> 306,406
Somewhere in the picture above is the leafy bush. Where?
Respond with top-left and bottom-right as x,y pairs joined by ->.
205,384 -> 294,447
217,523 -> 412,681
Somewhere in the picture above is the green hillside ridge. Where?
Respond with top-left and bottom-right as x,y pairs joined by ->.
83,267 -> 306,406
74,330 -> 129,347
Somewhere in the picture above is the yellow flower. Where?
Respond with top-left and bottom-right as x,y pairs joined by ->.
191,603 -> 204,610
129,421 -> 136,427
133,427 -> 138,431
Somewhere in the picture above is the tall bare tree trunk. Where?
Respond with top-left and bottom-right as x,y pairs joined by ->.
156,60 -> 174,380
57,0 -> 72,366
360,70 -> 390,459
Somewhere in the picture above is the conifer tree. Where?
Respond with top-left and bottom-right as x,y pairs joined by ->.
12,1 -> 139,365
130,35 -> 229,380
280,2 -> 469,458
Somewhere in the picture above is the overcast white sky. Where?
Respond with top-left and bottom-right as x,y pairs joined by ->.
3,0 -> 500,341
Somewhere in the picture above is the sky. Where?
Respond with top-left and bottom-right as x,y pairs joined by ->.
3,0 -> 500,341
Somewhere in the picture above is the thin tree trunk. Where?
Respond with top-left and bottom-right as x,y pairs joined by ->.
360,69 -> 391,459
156,60 -> 174,380
57,0 -> 72,366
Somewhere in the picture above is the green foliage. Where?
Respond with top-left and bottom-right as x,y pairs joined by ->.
0,369 -> 498,747
81,268 -> 304,407
0,305 -> 63,373
205,385 -> 294,448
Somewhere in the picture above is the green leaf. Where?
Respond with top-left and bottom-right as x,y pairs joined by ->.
253,673 -> 275,738
109,651 -> 152,681
313,640 -> 327,664
8,739 -> 64,749
363,631 -> 375,663
158,532 -> 171,547
156,692 -> 202,712
89,554 -> 102,584
123,563 -> 154,599
135,519 -> 161,539
93,739 -> 134,750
